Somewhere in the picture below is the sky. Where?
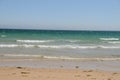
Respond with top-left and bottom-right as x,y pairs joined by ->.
0,0 -> 120,30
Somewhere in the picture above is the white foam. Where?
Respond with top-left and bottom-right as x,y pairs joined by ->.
99,45 -> 120,49
100,38 -> 119,41
16,40 -> 53,43
108,41 -> 120,44
43,57 -> 120,61
4,54 -> 40,57
0,44 -> 120,49
0,44 -> 18,48
65,40 -> 81,43
37,45 -> 97,49
3,54 -> 120,61
1,35 -> 7,38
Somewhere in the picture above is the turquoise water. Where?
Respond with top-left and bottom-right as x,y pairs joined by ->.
0,29 -> 120,60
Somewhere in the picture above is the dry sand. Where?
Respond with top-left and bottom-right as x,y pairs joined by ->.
0,67 -> 120,80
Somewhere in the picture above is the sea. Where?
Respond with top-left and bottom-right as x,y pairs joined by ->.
0,29 -> 120,61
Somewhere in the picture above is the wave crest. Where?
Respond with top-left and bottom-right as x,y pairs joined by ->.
108,41 -> 120,44
3,54 -> 120,61
100,38 -> 119,41
0,44 -> 120,49
16,40 -> 53,43
0,35 -> 7,38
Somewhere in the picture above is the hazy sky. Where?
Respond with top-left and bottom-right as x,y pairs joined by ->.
0,0 -> 120,30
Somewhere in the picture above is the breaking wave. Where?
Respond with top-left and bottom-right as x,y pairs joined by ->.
0,35 -> 7,38
0,44 -> 120,49
108,41 -> 120,44
100,38 -> 119,41
16,39 -> 81,43
2,54 -> 120,61
16,40 -> 54,43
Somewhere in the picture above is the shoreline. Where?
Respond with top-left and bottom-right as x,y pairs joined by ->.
0,57 -> 120,80
0,66 -> 120,80
0,58 -> 120,72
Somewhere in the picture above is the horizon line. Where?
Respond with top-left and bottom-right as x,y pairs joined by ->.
0,28 -> 120,32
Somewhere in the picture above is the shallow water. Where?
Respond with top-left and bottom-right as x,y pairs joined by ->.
0,59 -> 120,71
0,29 -> 120,60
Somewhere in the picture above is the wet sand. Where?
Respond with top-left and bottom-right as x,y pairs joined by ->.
0,59 -> 120,71
0,59 -> 120,80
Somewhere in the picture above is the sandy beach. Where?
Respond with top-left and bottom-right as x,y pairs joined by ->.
1,0 -> 120,79
0,66 -> 120,80
0,59 -> 120,80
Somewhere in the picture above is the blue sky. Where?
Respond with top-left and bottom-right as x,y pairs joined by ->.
0,0 -> 120,30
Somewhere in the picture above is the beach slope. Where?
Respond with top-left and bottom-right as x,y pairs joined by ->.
0,67 -> 120,80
